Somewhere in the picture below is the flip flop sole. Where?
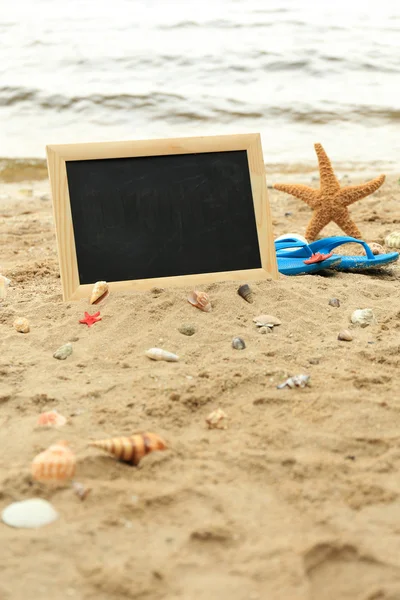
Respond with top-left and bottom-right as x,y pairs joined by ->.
277,256 -> 341,276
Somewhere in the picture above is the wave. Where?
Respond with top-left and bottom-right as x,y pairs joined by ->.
2,86 -> 400,126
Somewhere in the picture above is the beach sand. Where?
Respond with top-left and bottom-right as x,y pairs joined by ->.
1,166 -> 400,599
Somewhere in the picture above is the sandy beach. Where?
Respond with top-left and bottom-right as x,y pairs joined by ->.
1,164 -> 400,600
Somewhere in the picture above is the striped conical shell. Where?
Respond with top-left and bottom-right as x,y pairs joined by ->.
237,284 -> 254,303
90,281 -> 109,304
31,440 -> 76,483
88,432 -> 167,466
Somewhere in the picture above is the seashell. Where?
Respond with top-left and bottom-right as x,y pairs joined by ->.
369,242 -> 384,255
232,337 -> 246,350
90,280 -> 109,304
237,284 -> 254,304
338,329 -> 353,342
253,314 -> 281,328
88,432 -> 167,466
145,348 -> 179,362
351,308 -> 376,327
53,342 -> 73,360
277,374 -> 310,389
275,233 -> 308,248
329,298 -> 340,308
187,290 -> 212,312
0,274 -> 11,299
13,317 -> 30,333
385,232 -> 400,249
31,440 -> 76,484
72,481 -> 91,501
37,410 -> 67,427
178,324 -> 196,336
2,498 -> 59,529
206,408 -> 228,430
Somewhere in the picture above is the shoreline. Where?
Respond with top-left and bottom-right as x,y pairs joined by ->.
1,156 -> 397,185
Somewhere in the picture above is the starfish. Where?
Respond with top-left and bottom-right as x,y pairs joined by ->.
273,144 -> 385,241
79,311 -> 101,327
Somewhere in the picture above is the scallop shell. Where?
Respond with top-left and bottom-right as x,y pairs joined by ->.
90,281 -> 109,304
31,441 -> 76,483
37,411 -> 67,427
385,232 -> 400,249
0,274 -> 11,299
145,348 -> 179,362
237,284 -> 254,303
13,317 -> 30,333
187,290 -> 212,312
88,432 -> 167,466
206,408 -> 228,430
253,314 -> 281,328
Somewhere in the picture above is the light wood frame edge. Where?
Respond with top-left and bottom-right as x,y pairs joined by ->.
46,133 -> 278,301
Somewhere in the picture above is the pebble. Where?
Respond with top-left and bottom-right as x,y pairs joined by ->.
13,317 -> 30,333
329,298 -> 340,308
232,337 -> 246,350
338,329 -> 353,342
351,308 -> 376,327
178,324 -> 196,336
53,343 -> 73,360
2,498 -> 59,528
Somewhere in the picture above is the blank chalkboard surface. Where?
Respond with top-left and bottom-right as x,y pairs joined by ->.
46,134 -> 278,301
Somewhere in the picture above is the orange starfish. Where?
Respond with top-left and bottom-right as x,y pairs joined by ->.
273,144 -> 385,241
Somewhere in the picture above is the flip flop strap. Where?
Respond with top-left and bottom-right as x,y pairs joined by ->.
274,240 -> 313,258
309,236 -> 375,260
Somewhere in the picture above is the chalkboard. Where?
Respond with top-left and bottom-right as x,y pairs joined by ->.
46,134 -> 277,301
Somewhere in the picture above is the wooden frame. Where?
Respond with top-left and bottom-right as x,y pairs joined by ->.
46,133 -> 278,301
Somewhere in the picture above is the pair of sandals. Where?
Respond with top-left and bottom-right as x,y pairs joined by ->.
275,235 -> 399,276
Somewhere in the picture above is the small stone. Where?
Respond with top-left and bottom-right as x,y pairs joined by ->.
351,309 -> 376,327
53,343 -> 73,360
338,329 -> 353,342
13,317 -> 30,333
232,337 -> 246,350
2,498 -> 59,528
308,357 -> 320,365
329,298 -> 340,308
277,375 -> 310,389
178,324 -> 196,336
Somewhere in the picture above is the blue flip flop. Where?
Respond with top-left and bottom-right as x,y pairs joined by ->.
274,238 -> 342,275
307,236 -> 399,271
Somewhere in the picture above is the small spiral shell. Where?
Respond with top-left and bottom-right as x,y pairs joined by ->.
88,432 -> 167,466
31,441 -> 76,483
187,290 -> 212,312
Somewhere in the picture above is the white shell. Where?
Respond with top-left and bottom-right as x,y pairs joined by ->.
350,309 -> 376,327
90,281 -> 109,304
13,317 -> 30,333
0,274 -> 11,299
277,374 -> 310,389
206,408 -> 228,429
274,233 -> 308,252
253,314 -> 282,328
145,348 -> 179,362
385,232 -> 400,249
2,498 -> 59,528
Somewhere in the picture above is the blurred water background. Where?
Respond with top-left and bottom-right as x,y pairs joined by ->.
1,0 -> 399,169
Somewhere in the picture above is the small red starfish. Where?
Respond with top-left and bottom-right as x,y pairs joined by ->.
303,252 -> 333,265
79,311 -> 102,327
